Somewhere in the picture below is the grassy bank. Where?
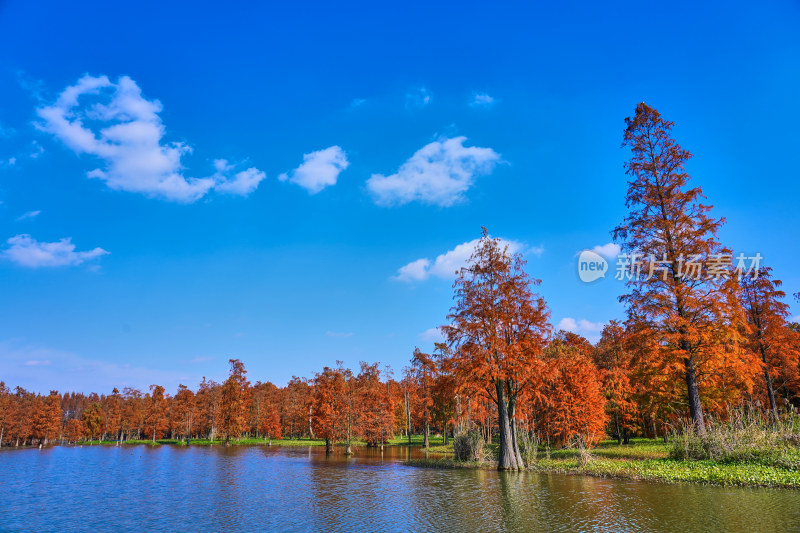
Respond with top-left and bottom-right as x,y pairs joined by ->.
406,438 -> 800,489
75,437 -> 328,447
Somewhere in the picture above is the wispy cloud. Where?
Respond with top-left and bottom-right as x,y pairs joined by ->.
25,359 -> 52,366
212,160 -> 267,196
0,122 -> 16,138
367,136 -> 502,207
28,141 -> 44,159
405,86 -> 432,109
279,146 -> 349,194
469,92 -> 496,108
3,234 -> 108,268
0,340 -> 196,393
15,210 -> 41,221
394,236 -> 539,282
325,330 -> 354,338
36,75 -> 266,202
349,98 -> 367,108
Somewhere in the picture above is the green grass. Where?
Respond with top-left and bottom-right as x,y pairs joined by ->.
407,457 -> 495,470
407,438 -> 800,488
549,438 -> 669,461
529,457 -> 800,489
387,435 -> 448,447
185,437 -> 327,446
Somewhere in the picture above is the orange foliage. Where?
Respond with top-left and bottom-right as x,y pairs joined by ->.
614,103 -> 752,434
442,229 -> 551,470
741,268 -> 800,416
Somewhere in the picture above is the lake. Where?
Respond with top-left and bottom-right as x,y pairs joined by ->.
1,445 -> 798,532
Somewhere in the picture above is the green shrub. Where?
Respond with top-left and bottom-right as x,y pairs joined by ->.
453,432 -> 487,463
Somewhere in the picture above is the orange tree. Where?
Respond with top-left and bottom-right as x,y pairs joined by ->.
220,359 -> 251,444
740,267 -> 800,417
441,229 -> 550,470
145,385 -> 168,442
311,365 -> 348,454
593,321 -> 638,444
410,348 -> 437,448
533,333 -> 607,447
613,103 -> 750,435
356,362 -> 394,447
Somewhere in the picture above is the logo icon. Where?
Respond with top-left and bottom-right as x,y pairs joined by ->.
578,250 -> 608,283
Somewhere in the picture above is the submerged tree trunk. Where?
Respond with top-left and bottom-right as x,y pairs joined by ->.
325,437 -> 333,455
405,389 -> 412,445
508,393 -> 524,468
496,380 -> 520,471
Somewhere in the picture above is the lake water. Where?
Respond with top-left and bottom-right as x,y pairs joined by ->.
1,445 -> 798,532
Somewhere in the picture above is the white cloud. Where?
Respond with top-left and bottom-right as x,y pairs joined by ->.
556,317 -> 605,343
3,234 -> 109,268
36,75 -> 265,202
278,146 -> 349,194
405,86 -> 431,109
792,315 -> 800,324
15,210 -> 41,221
350,98 -> 367,108
419,327 -> 444,343
25,359 -> 51,366
212,160 -> 266,196
394,236 -> 534,282
394,258 -> 431,282
591,242 -> 621,259
367,136 -> 502,207
469,92 -> 496,108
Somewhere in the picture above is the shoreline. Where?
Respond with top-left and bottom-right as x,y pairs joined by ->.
5,437 -> 799,489
405,455 -> 800,489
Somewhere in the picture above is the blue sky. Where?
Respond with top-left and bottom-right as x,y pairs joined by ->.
1,1 -> 799,393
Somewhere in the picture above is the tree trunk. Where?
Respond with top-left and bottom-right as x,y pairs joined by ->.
508,394 -> 524,468
325,437 -> 333,455
684,354 -> 706,437
761,350 -> 779,420
423,421 -> 430,448
405,390 -> 412,445
496,380 -> 520,471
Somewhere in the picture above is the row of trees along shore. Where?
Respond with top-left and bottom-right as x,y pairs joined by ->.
2,104 -> 799,470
